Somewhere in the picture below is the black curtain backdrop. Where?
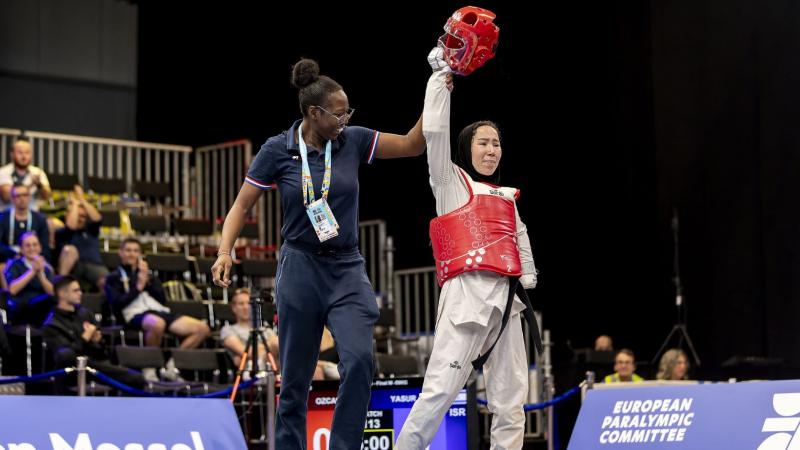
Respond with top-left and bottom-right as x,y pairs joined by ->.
137,0 -> 800,375
652,0 -> 800,370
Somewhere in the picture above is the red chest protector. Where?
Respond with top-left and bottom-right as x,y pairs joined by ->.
430,169 -> 522,286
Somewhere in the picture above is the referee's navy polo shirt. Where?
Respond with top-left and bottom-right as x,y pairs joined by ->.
245,119 -> 380,250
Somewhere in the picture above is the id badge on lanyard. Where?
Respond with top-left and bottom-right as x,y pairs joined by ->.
298,122 -> 339,242
306,198 -> 339,242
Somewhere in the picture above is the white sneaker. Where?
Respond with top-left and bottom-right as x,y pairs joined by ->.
162,358 -> 184,382
142,368 -> 159,383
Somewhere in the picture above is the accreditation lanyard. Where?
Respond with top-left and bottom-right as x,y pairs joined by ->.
119,266 -> 130,293
297,122 -> 332,206
297,122 -> 339,242
9,209 -> 32,247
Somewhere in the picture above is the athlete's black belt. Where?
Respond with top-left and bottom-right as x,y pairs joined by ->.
471,277 -> 542,371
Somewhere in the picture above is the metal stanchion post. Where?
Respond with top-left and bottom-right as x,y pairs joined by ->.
545,374 -> 555,450
385,236 -> 394,308
265,364 -> 276,450
542,330 -> 555,450
77,356 -> 88,397
581,371 -> 595,402
25,326 -> 32,377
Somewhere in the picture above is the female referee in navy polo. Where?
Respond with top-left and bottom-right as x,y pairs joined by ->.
211,58 -> 453,450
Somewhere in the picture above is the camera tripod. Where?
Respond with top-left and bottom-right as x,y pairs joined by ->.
652,209 -> 701,367
229,288 -> 276,448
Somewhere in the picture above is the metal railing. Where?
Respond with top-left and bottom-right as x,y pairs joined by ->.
195,140 -> 270,244
0,129 -> 20,159
29,130 -> 191,208
359,219 -> 388,295
392,266 -> 441,337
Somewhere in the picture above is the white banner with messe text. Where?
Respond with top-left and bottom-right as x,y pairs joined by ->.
569,379 -> 800,450
0,396 -> 246,450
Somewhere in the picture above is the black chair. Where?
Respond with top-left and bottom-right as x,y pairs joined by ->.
113,346 -> 178,392
170,348 -> 230,388
238,222 -> 276,259
146,254 -> 189,282
44,174 -> 80,213
99,210 -> 121,228
165,300 -> 208,322
97,211 -> 122,251
132,181 -> 173,217
188,257 -> 227,301
79,292 -> 109,323
99,251 -> 120,271
195,257 -> 216,278
261,301 -> 276,327
79,292 -> 129,348
374,307 -> 420,355
130,215 -> 169,252
175,218 -> 214,256
87,176 -> 126,196
175,218 -> 213,237
241,222 -> 260,239
133,180 -> 171,201
212,302 -> 236,329
375,353 -> 420,378
239,259 -> 278,292
48,174 -> 80,192
130,215 -> 168,234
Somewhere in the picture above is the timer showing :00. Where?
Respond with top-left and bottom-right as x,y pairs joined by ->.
362,435 -> 391,450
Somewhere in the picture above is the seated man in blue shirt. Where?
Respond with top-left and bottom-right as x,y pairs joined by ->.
0,184 -> 51,266
55,185 -> 108,291
105,238 -> 211,381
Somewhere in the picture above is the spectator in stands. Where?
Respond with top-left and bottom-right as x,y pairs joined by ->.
104,238 -> 210,381
221,288 -> 338,380
43,275 -> 144,391
56,185 -> 107,291
604,348 -> 645,383
656,348 -> 690,381
221,288 -> 279,369
594,334 -> 614,352
0,185 -> 51,265
4,232 -> 55,325
0,138 -> 51,210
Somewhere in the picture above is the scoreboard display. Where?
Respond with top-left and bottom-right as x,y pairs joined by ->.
306,377 -> 470,450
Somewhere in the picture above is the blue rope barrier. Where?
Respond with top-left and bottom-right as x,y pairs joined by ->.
476,385 -> 581,412
195,380 -> 257,398
91,369 -> 258,398
90,370 -> 159,396
0,368 -> 71,384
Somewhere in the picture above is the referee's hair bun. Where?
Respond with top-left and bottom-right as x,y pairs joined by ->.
291,59 -> 320,89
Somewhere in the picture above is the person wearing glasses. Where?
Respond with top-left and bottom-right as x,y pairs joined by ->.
0,184 -> 51,268
604,349 -> 645,383
211,57 -> 445,450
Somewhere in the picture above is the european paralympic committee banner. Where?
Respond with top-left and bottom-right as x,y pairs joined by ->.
568,379 -> 800,450
0,396 -> 246,450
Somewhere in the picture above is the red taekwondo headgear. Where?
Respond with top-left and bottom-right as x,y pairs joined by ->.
438,6 -> 500,76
